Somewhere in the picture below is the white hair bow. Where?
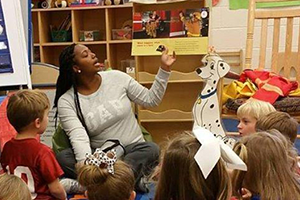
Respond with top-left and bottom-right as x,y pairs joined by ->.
193,126 -> 247,179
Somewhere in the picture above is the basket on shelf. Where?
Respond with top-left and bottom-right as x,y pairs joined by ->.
50,30 -> 72,42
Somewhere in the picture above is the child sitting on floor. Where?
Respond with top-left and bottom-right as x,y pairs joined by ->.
231,130 -> 300,199
154,129 -> 245,200
0,173 -> 31,200
256,111 -> 298,143
77,149 -> 135,200
256,111 -> 299,174
237,99 -> 275,136
0,89 -> 66,200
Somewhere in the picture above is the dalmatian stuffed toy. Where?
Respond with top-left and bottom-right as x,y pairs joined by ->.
192,51 -> 233,144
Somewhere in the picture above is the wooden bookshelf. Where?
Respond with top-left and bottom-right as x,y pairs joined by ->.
31,3 -> 133,70
133,1 -> 207,144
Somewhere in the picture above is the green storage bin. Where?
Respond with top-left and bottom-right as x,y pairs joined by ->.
51,30 -> 72,42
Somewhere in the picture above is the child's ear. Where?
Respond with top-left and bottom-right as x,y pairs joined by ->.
34,118 -> 41,129
129,191 -> 136,200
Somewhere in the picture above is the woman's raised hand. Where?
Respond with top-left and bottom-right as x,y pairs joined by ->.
160,46 -> 176,72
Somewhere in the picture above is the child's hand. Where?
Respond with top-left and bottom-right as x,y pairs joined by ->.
160,46 -> 176,72
241,188 -> 252,200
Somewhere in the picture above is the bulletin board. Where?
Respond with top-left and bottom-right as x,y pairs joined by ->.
0,0 -> 31,88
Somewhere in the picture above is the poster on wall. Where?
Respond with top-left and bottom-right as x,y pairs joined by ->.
0,0 -> 31,88
0,1 -> 13,74
131,7 -> 209,56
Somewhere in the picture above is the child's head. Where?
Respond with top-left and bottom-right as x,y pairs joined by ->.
0,173 -> 31,200
77,150 -> 135,200
7,89 -> 50,133
237,99 -> 276,136
256,111 -> 298,143
232,130 -> 300,199
154,131 -> 231,200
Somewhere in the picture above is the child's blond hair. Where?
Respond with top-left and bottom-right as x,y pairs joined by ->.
237,99 -> 275,120
256,111 -> 298,143
155,131 -> 231,200
7,89 -> 50,132
77,160 -> 134,200
232,130 -> 300,199
0,173 -> 31,200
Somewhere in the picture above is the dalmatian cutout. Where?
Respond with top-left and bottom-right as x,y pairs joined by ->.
192,52 -> 230,137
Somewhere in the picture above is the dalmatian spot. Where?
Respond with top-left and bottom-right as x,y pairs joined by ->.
210,104 -> 214,109
213,80 -> 216,84
209,124 -> 211,126
207,89 -> 211,93
216,120 -> 219,123
211,87 -> 214,90
218,124 -> 220,127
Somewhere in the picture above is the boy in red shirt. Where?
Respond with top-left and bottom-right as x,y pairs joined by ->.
0,89 -> 66,200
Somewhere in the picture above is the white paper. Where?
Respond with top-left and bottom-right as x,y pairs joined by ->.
193,127 -> 247,179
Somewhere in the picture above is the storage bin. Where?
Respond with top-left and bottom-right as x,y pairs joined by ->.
51,30 -> 72,42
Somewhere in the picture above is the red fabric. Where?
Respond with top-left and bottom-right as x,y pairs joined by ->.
0,94 -> 40,151
0,138 -> 64,200
0,95 -> 17,150
239,69 -> 298,104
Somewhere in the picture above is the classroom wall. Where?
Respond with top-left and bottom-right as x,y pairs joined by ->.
210,0 -> 300,70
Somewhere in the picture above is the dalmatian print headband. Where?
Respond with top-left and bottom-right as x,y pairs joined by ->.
84,148 -> 117,174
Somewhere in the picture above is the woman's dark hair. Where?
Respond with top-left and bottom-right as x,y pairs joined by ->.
54,43 -> 88,132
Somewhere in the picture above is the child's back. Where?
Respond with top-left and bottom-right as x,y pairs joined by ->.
154,131 -> 232,200
256,111 -> 298,143
0,89 -> 66,200
232,130 -> 300,199
1,138 -> 63,199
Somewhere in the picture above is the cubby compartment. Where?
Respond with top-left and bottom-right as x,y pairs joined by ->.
39,10 -> 72,44
33,46 -> 41,62
106,6 -> 132,41
41,45 -> 70,66
72,9 -> 106,42
108,43 -> 133,71
32,11 -> 39,44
